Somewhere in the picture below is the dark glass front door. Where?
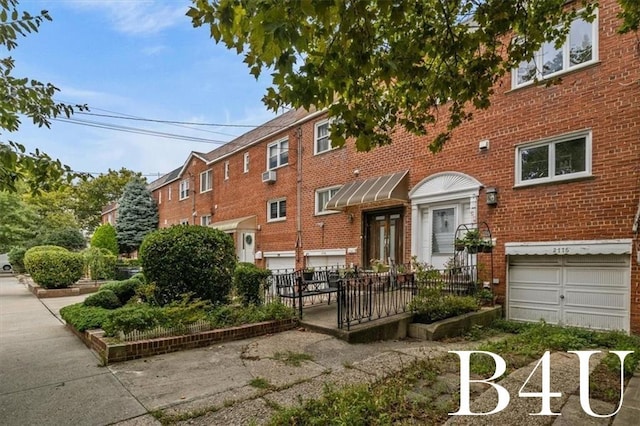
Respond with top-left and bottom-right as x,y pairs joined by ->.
364,209 -> 403,266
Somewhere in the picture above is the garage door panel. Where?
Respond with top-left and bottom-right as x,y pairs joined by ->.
564,289 -> 628,311
266,257 -> 295,272
509,306 -> 560,324
564,310 -> 628,332
509,287 -> 560,305
564,268 -> 628,288
509,267 -> 561,285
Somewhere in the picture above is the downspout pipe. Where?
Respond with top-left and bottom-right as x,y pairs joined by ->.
296,126 -> 303,268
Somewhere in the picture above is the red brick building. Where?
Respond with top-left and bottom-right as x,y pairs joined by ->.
104,3 -> 639,334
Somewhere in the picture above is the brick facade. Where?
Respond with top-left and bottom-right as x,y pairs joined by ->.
103,2 -> 639,334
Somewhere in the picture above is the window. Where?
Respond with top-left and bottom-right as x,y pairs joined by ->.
314,120 -> 333,154
516,130 -> 591,186
513,10 -> 597,88
224,161 -> 229,180
168,186 -> 172,201
243,152 -> 250,173
267,199 -> 286,221
200,215 -> 212,226
200,170 -> 212,193
179,179 -> 189,200
158,191 -> 162,204
267,138 -> 289,170
180,218 -> 190,225
315,186 -> 341,215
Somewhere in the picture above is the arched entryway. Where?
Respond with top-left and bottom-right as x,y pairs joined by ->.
409,172 -> 482,269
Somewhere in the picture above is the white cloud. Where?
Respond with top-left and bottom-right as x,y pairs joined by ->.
142,45 -> 168,56
63,0 -> 188,36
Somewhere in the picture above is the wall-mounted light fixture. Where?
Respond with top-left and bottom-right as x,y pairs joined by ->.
486,187 -> 498,206
347,213 -> 354,223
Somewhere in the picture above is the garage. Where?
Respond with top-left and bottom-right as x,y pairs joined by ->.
303,249 -> 346,270
506,240 -> 632,332
264,251 -> 295,272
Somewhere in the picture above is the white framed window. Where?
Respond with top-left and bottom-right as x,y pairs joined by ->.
179,179 -> 189,200
267,138 -> 289,170
267,198 -> 287,222
515,130 -> 592,186
224,161 -> 229,180
315,186 -> 341,215
200,215 -> 212,226
168,186 -> 172,201
243,152 -> 250,173
158,191 -> 162,204
200,169 -> 212,193
314,119 -> 333,155
512,10 -> 598,89
180,218 -> 190,225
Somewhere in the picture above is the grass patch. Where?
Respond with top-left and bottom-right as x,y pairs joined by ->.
273,351 -> 314,367
249,377 -> 272,389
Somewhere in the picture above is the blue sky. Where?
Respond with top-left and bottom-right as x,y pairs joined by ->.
12,0 -> 279,180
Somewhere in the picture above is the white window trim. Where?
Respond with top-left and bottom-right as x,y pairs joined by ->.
512,9 -> 598,89
200,169 -> 212,193
168,186 -> 172,201
158,191 -> 162,204
179,179 -> 190,200
180,218 -> 190,225
224,161 -> 229,180
315,185 -> 341,216
314,119 -> 334,155
243,152 -> 250,173
267,198 -> 287,222
266,138 -> 289,171
514,129 -> 592,187
200,215 -> 212,226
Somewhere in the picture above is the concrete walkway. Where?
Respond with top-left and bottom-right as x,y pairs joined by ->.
1,274 -> 638,425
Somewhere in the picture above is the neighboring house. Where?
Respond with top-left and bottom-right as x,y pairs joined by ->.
102,2 -> 639,334
101,202 -> 119,226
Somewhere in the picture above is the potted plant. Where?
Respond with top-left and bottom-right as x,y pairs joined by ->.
480,238 -> 493,253
454,238 -> 466,251
462,229 -> 482,253
302,267 -> 315,281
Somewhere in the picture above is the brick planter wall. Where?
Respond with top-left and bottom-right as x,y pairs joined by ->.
68,319 -> 299,365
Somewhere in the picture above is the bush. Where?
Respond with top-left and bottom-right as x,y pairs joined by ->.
84,289 -> 122,309
410,287 -> 479,323
90,224 -> 118,256
83,247 -> 117,280
60,303 -> 111,331
157,296 -> 212,331
234,262 -> 271,306
208,301 -> 295,328
102,304 -> 162,336
24,246 -> 84,289
36,228 -> 86,251
100,277 -> 141,305
7,247 -> 26,273
139,225 -> 237,306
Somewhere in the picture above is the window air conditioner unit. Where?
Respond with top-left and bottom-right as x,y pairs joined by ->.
261,170 -> 277,183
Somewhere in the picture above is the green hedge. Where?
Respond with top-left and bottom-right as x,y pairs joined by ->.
84,290 -> 122,309
83,247 -> 117,280
7,247 -> 26,273
233,262 -> 271,306
24,246 -> 84,289
99,277 -> 142,305
60,303 -> 111,331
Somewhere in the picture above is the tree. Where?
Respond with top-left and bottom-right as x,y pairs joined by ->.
91,223 -> 118,256
35,227 -> 86,251
0,191 -> 38,252
115,177 -> 158,254
74,168 -> 142,231
0,0 -> 86,194
188,0 -> 638,152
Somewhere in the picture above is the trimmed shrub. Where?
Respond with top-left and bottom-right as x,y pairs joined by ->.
83,247 -> 117,280
233,262 -> 271,306
25,245 -> 67,253
60,303 -> 111,332
24,246 -> 84,289
7,247 -> 26,273
139,225 -> 237,306
410,292 -> 480,323
90,224 -> 118,256
102,304 -> 162,336
84,289 -> 122,309
100,277 -> 141,305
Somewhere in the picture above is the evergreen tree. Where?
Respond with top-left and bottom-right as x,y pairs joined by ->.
90,224 -> 118,256
115,177 -> 158,254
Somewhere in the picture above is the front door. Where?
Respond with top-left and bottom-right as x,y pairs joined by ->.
239,232 -> 255,263
364,209 -> 403,267
421,202 -> 471,269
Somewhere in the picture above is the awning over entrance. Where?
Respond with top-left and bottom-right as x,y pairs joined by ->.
505,239 -> 633,256
209,215 -> 256,232
326,170 -> 409,210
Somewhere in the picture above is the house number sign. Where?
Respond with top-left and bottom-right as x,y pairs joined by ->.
449,350 -> 633,418
552,247 -> 571,254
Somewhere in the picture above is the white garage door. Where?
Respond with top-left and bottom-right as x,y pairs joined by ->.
265,255 -> 295,272
508,255 -> 630,332
306,255 -> 346,269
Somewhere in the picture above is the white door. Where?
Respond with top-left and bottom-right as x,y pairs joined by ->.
239,232 -> 255,263
508,255 -> 630,332
421,202 -> 471,269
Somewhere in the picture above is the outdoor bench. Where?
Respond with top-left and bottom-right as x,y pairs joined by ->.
274,270 -> 340,317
